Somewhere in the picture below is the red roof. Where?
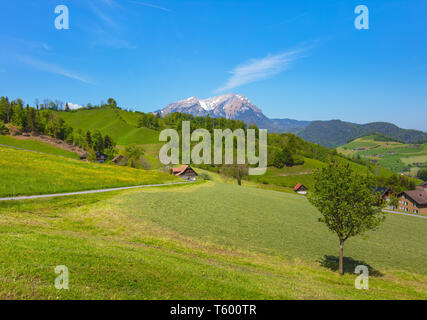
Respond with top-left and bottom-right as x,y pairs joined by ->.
403,189 -> 427,206
172,165 -> 189,176
294,183 -> 304,191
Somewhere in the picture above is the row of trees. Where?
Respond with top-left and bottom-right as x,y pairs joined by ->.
0,96 -> 117,160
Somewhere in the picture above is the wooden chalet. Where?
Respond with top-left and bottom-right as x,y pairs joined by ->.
398,189 -> 427,215
374,187 -> 393,203
172,165 -> 198,181
79,151 -> 108,163
294,183 -> 308,195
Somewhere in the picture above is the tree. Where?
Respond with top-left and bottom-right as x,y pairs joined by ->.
87,149 -> 97,162
124,145 -> 145,168
86,131 -> 92,148
0,120 -> 8,134
271,147 -> 294,168
92,130 -> 104,152
417,169 -> 427,182
308,163 -> 385,275
107,98 -> 117,108
103,134 -> 114,150
221,164 -> 248,186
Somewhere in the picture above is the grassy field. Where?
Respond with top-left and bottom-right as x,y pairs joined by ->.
0,135 -> 79,159
56,107 -> 159,145
0,182 -> 426,299
338,135 -> 427,176
0,146 -> 177,197
248,156 -> 396,190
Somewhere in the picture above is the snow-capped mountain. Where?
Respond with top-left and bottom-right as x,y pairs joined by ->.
158,93 -> 310,133
161,93 -> 263,119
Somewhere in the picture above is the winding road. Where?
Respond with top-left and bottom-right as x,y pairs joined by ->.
0,181 -> 192,201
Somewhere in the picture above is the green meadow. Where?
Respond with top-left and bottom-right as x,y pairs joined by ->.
0,146 -> 177,197
249,156 -> 396,190
338,135 -> 427,175
0,182 -> 426,299
56,107 -> 159,145
0,135 -> 79,159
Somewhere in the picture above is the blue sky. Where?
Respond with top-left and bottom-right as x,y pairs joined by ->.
1,0 -> 426,130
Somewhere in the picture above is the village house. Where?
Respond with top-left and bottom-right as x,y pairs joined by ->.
398,188 -> 427,215
171,165 -> 198,181
374,187 -> 393,203
294,183 -> 308,195
79,151 -> 108,163
421,181 -> 427,191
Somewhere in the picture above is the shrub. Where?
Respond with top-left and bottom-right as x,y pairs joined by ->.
199,172 -> 212,180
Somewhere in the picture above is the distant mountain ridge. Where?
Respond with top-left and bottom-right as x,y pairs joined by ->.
297,120 -> 427,148
159,94 -> 427,148
158,93 -> 310,133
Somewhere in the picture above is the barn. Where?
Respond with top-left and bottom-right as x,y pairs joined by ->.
294,183 -> 308,194
172,165 -> 198,181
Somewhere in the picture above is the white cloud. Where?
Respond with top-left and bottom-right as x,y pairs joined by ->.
215,49 -> 306,93
17,55 -> 94,85
128,1 -> 171,12
66,102 -> 84,110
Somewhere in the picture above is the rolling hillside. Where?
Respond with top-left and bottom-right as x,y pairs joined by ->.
0,145 -> 177,197
298,120 -> 427,148
0,182 -> 426,299
0,135 -> 79,159
338,135 -> 427,176
56,107 -> 159,145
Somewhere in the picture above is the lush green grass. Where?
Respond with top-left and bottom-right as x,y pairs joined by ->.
248,156 -> 396,190
0,135 -> 79,159
0,146 -> 177,197
338,137 -> 427,176
0,183 -> 426,299
56,107 -> 159,145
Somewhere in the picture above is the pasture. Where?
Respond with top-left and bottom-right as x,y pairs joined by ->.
0,146 -> 177,197
0,182 -> 426,299
0,135 -> 79,159
338,136 -> 427,175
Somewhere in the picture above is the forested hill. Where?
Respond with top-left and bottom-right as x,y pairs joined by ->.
297,120 -> 427,148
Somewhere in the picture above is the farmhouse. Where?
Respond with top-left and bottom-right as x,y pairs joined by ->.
294,183 -> 308,195
374,187 -> 392,203
79,151 -> 108,163
172,165 -> 198,181
398,189 -> 427,215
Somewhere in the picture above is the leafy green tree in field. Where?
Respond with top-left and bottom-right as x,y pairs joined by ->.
417,169 -> 427,182
104,134 -> 114,150
86,131 -> 92,148
124,145 -> 145,168
0,120 -> 8,135
271,147 -> 295,168
221,164 -> 248,185
308,163 -> 385,275
92,130 -> 104,152
107,98 -> 117,108
87,149 -> 97,162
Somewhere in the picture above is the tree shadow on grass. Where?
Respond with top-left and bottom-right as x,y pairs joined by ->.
318,255 -> 384,277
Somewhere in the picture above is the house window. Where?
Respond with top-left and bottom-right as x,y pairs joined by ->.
404,208 -> 409,212
414,210 -> 419,214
